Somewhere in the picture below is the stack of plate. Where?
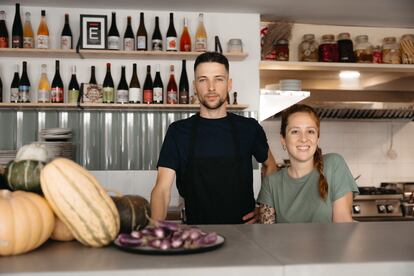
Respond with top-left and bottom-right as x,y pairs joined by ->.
279,79 -> 302,91
0,150 -> 17,165
39,128 -> 72,141
37,142 -> 76,161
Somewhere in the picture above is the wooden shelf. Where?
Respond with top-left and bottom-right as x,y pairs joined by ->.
0,48 -> 248,61
0,103 -> 248,110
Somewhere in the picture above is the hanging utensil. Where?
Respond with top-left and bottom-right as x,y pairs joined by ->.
386,124 -> 398,160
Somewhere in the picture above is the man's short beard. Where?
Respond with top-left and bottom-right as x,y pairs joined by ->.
199,96 -> 226,110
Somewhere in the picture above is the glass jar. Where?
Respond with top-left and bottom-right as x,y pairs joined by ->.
227,39 -> 243,53
382,37 -> 400,64
337,32 -> 355,62
400,34 -> 414,64
298,34 -> 318,62
274,39 -> 289,61
354,35 -> 373,63
318,34 -> 338,62
373,45 -> 382,63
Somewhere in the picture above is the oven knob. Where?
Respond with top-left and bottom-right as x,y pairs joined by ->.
353,205 -> 361,214
378,204 -> 386,213
386,205 -> 394,213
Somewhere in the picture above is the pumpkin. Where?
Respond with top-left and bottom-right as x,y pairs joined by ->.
5,160 -> 45,193
40,158 -> 120,247
15,143 -> 49,163
51,216 -> 75,241
111,194 -> 151,233
0,189 -> 55,256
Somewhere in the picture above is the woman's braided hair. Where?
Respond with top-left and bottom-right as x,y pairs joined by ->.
280,104 -> 328,200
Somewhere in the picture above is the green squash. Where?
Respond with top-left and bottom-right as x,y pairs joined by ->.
111,195 -> 151,233
6,160 -> 45,193
0,164 -> 8,190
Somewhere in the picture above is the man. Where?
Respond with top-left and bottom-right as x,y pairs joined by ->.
150,52 -> 276,224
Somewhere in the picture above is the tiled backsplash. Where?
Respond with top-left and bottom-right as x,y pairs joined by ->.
261,119 -> 414,187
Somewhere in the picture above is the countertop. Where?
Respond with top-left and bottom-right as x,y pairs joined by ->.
1,222 -> 414,276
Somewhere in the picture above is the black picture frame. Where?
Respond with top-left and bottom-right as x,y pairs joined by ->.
80,15 -> 107,50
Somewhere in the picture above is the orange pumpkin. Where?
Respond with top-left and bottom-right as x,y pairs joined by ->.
0,189 -> 55,256
51,216 -> 75,242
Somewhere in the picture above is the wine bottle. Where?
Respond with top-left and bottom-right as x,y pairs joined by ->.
124,16 -> 134,51
179,60 -> 189,104
180,17 -> 191,52
23,12 -> 34,48
103,63 -> 114,103
89,66 -> 97,85
153,64 -> 164,104
38,64 -> 50,103
12,3 -> 23,48
10,64 -> 19,102
18,61 -> 30,103
51,60 -> 64,103
195,13 -> 207,52
129,63 -> 141,103
166,65 -> 178,104
0,11 -> 9,48
68,65 -> 80,103
37,10 -> 49,49
107,12 -> 120,50
61,13 -> 73,50
0,72 -> 2,102
117,66 -> 128,103
152,16 -> 162,51
166,13 -> 177,51
136,12 -> 147,51
143,65 -> 153,104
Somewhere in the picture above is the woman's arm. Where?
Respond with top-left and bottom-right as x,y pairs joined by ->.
332,191 -> 354,222
258,203 -> 276,224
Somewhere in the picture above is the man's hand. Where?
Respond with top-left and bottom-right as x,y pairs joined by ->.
242,207 -> 259,224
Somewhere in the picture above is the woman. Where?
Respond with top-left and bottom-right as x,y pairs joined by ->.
257,104 -> 358,223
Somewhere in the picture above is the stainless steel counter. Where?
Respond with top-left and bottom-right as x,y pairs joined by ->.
1,222 -> 414,276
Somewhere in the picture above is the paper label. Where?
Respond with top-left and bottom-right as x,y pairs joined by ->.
61,36 -> 72,50
143,89 -> 153,103
166,37 -> 177,51
68,89 -> 79,103
167,90 -> 178,104
38,89 -> 50,102
23,37 -> 34,48
137,36 -> 146,50
153,87 -> 163,103
108,36 -> 120,50
129,87 -> 141,103
152,39 -> 162,51
51,87 -> 63,102
116,89 -> 128,103
103,87 -> 114,103
37,35 -> 49,49
195,38 -> 207,51
124,38 -> 135,51
10,88 -> 19,102
19,85 -> 31,102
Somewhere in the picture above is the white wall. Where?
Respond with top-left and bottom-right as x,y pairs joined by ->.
262,119 -> 414,187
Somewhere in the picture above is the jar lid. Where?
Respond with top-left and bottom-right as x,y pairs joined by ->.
356,35 -> 369,42
338,32 -> 350,40
321,34 -> 335,41
303,34 -> 315,41
276,39 -> 289,45
383,36 -> 397,43
228,38 -> 242,45
401,34 -> 414,41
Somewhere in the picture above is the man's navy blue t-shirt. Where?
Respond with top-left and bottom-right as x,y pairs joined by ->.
157,112 -> 269,197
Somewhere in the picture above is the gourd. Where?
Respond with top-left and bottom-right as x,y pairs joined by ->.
51,216 -> 75,241
111,194 -> 151,233
15,143 -> 49,163
40,158 -> 120,247
0,190 -> 55,256
5,160 -> 45,193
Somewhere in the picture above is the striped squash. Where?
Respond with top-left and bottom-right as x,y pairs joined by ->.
6,160 -> 45,193
40,158 -> 120,247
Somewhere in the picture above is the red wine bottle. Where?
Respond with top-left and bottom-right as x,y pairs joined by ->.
124,16 -> 134,51
117,66 -> 129,103
18,61 -> 30,103
68,65 -> 80,103
61,13 -> 73,49
166,65 -> 178,104
107,12 -> 120,50
10,64 -> 19,102
89,66 -> 97,85
143,65 -> 153,104
136,12 -> 147,51
152,16 -> 162,51
179,60 -> 189,104
51,60 -> 64,103
153,64 -> 164,104
166,13 -> 177,51
129,63 -> 141,103
12,3 -> 23,48
0,10 -> 9,48
103,63 -> 114,103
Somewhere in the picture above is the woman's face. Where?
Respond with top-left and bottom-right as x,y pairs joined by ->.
281,112 -> 319,164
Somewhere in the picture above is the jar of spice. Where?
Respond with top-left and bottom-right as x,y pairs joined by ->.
400,34 -> 414,64
274,39 -> 289,61
318,34 -> 339,62
298,34 -> 318,62
354,35 -> 373,63
382,37 -> 400,64
337,32 -> 355,62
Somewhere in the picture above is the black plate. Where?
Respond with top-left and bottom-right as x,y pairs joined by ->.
113,234 -> 225,255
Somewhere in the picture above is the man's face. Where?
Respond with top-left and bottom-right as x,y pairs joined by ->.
193,62 -> 232,110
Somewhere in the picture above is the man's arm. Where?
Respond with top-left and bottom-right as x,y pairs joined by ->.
150,167 -> 176,221
261,149 -> 277,177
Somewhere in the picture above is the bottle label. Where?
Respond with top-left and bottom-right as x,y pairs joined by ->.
51,87 -> 64,103
166,37 -> 177,51
12,36 -> 21,48
179,91 -> 189,104
195,38 -> 207,52
37,35 -> 49,49
10,88 -> 19,102
167,90 -> 178,104
153,87 -> 163,103
68,89 -> 79,103
108,36 -> 120,50
129,87 -> 141,103
61,36 -> 72,50
0,37 -> 8,48
124,38 -> 135,51
152,39 -> 162,51
116,89 -> 128,103
38,89 -> 50,103
143,89 -> 153,103
23,37 -> 34,48
19,85 -> 30,102
137,36 -> 146,50
103,87 -> 114,103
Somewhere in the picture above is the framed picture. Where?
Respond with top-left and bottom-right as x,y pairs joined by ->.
80,15 -> 107,49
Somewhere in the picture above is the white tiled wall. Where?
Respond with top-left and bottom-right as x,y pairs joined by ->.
261,119 -> 414,187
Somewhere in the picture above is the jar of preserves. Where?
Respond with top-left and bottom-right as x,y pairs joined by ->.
354,35 -> 373,63
373,45 -> 382,63
227,38 -> 243,53
337,32 -> 355,62
298,34 -> 318,62
275,39 -> 289,61
400,34 -> 414,64
318,34 -> 338,62
382,37 -> 400,64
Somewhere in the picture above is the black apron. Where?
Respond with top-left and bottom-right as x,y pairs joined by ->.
178,113 -> 255,224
